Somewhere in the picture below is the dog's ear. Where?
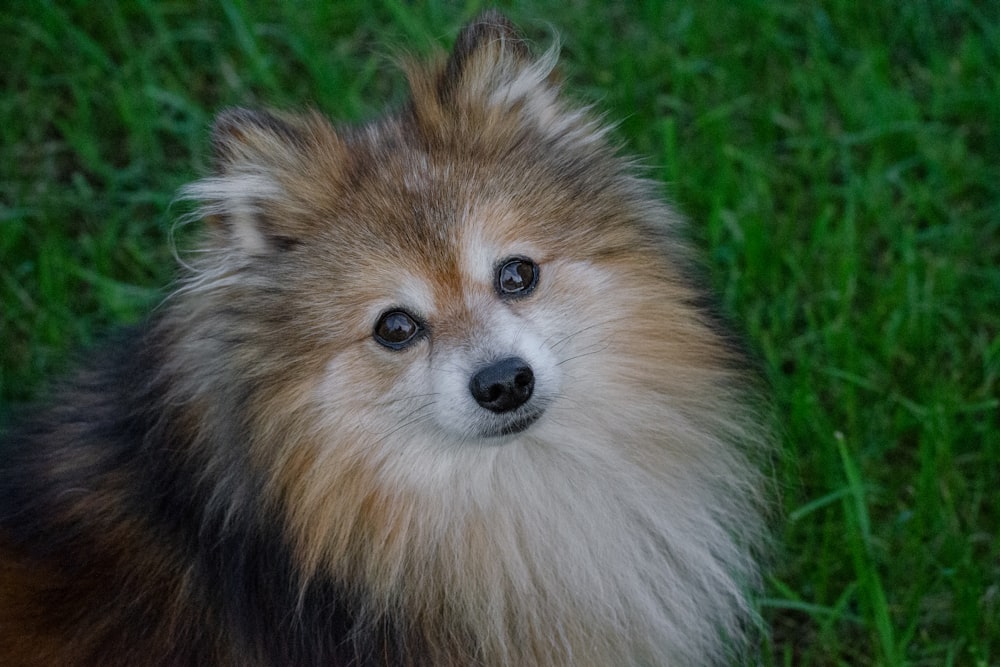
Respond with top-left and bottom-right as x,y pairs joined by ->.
437,10 -> 535,102
407,12 -> 600,148
181,108 -> 341,255
209,108 -> 310,173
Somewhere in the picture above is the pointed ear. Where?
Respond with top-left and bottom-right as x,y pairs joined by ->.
438,10 -> 534,102
181,108 -> 319,255
409,12 -> 598,147
210,107 -> 309,173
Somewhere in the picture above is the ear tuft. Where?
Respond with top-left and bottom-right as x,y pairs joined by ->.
439,10 -> 531,101
180,108 -> 317,257
406,12 -> 600,149
210,107 -> 309,172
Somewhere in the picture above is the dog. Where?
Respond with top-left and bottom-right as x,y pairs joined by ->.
0,11 -> 769,666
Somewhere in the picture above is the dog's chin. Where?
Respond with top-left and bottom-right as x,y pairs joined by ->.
476,408 -> 545,440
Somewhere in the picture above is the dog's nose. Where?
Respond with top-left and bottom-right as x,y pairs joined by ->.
469,357 -> 534,413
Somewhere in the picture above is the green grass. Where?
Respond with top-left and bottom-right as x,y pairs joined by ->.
2,1 -> 998,664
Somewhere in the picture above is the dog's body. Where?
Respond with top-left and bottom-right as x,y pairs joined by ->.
0,13 -> 768,666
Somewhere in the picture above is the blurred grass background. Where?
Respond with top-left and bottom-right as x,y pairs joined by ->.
1,1 -> 998,664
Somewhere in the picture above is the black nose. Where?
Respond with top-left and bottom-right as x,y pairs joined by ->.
469,357 -> 535,413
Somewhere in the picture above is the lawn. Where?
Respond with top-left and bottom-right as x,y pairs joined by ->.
2,1 -> 998,664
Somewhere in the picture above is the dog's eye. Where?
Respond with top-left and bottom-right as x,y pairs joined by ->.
497,257 -> 538,297
373,310 -> 421,349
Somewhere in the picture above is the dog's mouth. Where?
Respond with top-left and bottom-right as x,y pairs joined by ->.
479,407 -> 544,439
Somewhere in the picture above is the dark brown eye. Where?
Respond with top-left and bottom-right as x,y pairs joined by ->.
374,310 -> 421,349
497,257 -> 538,297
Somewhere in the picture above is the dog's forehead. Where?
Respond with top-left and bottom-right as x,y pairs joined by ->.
455,199 -> 544,283
356,201 -> 543,330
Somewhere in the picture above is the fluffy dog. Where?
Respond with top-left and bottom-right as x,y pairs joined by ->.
0,12 -> 769,666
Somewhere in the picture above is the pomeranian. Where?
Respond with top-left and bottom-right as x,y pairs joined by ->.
0,11 -> 769,667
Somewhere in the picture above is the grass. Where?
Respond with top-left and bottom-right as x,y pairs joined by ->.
2,1 -> 998,664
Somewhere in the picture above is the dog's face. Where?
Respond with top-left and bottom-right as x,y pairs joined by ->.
368,247 -> 558,442
172,9 -> 719,474
293,152 -> 636,454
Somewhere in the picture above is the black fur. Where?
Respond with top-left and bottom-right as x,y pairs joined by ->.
0,322 -> 409,666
